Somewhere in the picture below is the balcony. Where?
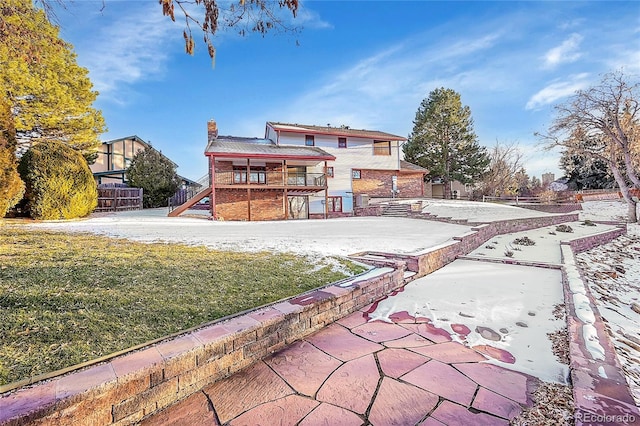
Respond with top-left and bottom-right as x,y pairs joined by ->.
214,171 -> 327,191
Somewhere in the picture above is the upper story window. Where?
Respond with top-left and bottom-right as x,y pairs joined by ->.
327,166 -> 334,178
373,140 -> 391,156
233,167 -> 266,184
352,169 -> 361,179
305,135 -> 315,146
338,137 -> 347,148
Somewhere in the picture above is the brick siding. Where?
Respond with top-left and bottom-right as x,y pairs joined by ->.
352,170 -> 424,198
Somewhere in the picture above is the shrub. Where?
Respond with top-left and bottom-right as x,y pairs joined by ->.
513,236 -> 536,246
18,141 -> 97,219
555,224 -> 573,233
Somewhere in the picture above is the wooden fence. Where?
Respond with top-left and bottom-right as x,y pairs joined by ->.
96,187 -> 143,212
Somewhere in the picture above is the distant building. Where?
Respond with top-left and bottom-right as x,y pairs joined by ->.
90,135 -> 196,188
542,172 -> 555,186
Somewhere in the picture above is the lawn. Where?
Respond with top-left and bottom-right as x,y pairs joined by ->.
0,226 -> 366,386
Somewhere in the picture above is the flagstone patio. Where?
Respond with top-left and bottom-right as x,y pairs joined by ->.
142,309 -> 537,425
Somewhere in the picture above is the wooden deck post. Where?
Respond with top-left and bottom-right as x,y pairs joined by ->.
283,159 -> 288,220
247,159 -> 251,221
324,160 -> 329,219
210,157 -> 216,219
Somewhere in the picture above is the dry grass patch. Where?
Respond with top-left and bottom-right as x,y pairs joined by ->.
0,226 -> 366,386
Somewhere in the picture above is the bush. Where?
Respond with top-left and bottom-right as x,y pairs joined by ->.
555,224 -> 573,233
18,141 -> 97,219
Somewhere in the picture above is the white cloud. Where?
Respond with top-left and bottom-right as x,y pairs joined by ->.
525,73 -> 591,110
78,3 -> 177,103
543,33 -> 583,69
296,7 -> 333,30
268,29 -> 505,134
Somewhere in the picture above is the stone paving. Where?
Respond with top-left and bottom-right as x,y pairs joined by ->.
142,308 -> 537,425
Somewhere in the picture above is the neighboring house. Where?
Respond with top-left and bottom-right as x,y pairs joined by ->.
424,179 -> 473,199
265,122 -> 427,218
169,120 -> 428,220
90,135 -> 195,188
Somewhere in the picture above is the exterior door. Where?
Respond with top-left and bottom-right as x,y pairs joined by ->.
288,196 -> 308,219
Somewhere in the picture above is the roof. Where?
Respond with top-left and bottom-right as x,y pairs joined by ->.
100,135 -> 177,167
400,160 -> 428,173
102,135 -> 146,145
205,136 -> 335,161
267,122 -> 407,141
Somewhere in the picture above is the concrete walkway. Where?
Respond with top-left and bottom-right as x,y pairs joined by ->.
143,308 -> 535,425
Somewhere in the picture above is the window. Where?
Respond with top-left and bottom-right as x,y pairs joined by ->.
233,167 -> 266,184
327,166 -> 334,178
352,169 -> 361,179
305,135 -> 315,146
328,196 -> 342,213
338,137 -> 347,148
373,140 -> 391,155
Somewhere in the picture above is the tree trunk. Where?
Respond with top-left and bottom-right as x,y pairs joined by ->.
443,179 -> 452,199
628,199 -> 638,223
609,161 -> 639,223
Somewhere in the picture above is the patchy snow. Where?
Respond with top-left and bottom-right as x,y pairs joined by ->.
575,226 -> 640,405
29,210 -> 471,258
369,260 -> 570,384
469,221 -> 618,264
394,198 -> 562,222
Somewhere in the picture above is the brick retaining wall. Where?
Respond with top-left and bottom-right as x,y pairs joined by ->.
560,229 -> 640,423
0,266 -> 407,425
516,203 -> 582,214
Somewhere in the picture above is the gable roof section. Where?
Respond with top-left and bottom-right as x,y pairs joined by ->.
267,122 -> 407,141
102,135 -> 147,145
400,160 -> 428,173
99,135 -> 177,167
205,136 -> 335,161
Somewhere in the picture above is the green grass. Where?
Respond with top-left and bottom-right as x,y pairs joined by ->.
0,226 -> 366,386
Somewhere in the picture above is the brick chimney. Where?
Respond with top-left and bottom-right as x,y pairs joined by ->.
207,119 -> 218,141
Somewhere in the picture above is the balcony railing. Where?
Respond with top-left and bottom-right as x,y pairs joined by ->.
215,171 -> 326,188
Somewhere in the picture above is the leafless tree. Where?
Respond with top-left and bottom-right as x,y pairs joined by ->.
538,70 -> 639,222
479,141 -> 525,196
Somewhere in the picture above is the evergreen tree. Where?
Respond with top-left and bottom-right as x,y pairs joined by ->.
0,91 -> 24,217
559,149 -> 617,190
126,145 -> 180,208
0,0 -> 106,162
404,88 -> 489,199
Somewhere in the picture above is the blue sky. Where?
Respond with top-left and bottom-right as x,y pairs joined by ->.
53,1 -> 639,182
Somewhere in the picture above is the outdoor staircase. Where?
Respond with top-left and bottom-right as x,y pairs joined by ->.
168,187 -> 212,217
381,203 -> 411,217
168,174 -> 212,217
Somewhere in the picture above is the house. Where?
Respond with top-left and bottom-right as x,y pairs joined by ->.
169,120 -> 428,220
90,135 -> 196,188
265,122 -> 427,217
424,179 -> 473,199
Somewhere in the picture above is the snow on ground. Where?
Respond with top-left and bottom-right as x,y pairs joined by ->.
370,260 -> 569,384
393,198 -> 559,222
470,221 -> 618,264
30,210 -> 471,257
576,226 -> 640,405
